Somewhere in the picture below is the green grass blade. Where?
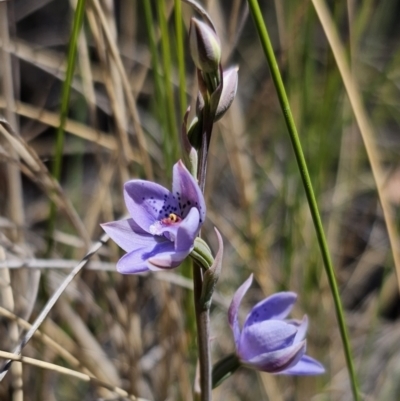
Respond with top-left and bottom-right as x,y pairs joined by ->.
174,0 -> 187,118
246,1 -> 360,400
157,0 -> 179,166
47,0 -> 86,252
143,1 -> 170,167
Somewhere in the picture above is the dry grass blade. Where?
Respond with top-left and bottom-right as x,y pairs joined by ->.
1,6 -> 27,399
0,233 -> 109,382
0,258 -> 115,270
311,0 -> 400,296
56,299 -> 122,387
0,349 -> 150,401
0,97 -> 122,152
0,247 -> 23,401
0,306 -> 95,376
0,120 -> 91,246
90,0 -> 153,180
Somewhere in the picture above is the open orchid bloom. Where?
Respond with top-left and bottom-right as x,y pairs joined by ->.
101,160 -> 206,274
228,274 -> 325,375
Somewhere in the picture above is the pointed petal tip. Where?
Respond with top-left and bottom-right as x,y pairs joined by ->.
228,274 -> 254,346
279,355 -> 325,376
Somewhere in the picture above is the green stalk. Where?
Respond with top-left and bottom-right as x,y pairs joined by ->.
157,0 -> 179,165
143,1 -> 169,170
174,0 -> 187,118
47,0 -> 86,251
246,1 -> 360,400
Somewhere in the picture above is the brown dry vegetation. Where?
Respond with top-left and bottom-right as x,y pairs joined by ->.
1,0 -> 400,400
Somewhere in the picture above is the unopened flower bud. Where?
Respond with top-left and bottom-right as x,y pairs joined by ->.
196,67 -> 239,122
214,67 -> 238,121
189,18 -> 221,73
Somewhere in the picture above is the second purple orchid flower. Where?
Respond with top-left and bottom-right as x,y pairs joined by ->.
101,161 -> 206,273
229,274 -> 324,375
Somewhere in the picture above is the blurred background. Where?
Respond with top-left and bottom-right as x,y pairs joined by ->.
0,0 -> 400,400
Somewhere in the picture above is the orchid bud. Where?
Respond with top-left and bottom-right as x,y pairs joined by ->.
196,67 -> 238,122
180,108 -> 198,178
189,18 -> 221,73
200,228 -> 223,310
214,67 -> 238,121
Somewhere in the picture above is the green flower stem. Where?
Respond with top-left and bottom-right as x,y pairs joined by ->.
246,1 -> 360,400
193,262 -> 212,401
193,111 -> 213,400
47,0 -> 86,252
193,70 -> 221,401
212,353 -> 240,389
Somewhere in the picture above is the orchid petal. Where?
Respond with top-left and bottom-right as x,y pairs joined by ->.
101,219 -> 152,253
175,207 -> 201,252
124,180 -> 179,232
228,274 -> 253,349
243,292 -> 297,328
116,237 -> 174,274
246,340 -> 306,373
172,161 -> 206,223
147,248 -> 190,271
116,250 -> 150,274
279,355 -> 325,375
292,315 -> 308,344
239,320 -> 297,360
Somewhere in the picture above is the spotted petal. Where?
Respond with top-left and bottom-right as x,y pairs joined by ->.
175,207 -> 201,251
279,355 -> 325,375
172,161 -> 206,223
124,180 -> 179,233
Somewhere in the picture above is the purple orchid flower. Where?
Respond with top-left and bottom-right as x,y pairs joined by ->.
101,160 -> 206,274
228,274 -> 325,375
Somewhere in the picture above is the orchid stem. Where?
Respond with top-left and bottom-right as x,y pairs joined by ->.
193,264 -> 211,401
193,85 -> 215,401
247,1 -> 360,400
